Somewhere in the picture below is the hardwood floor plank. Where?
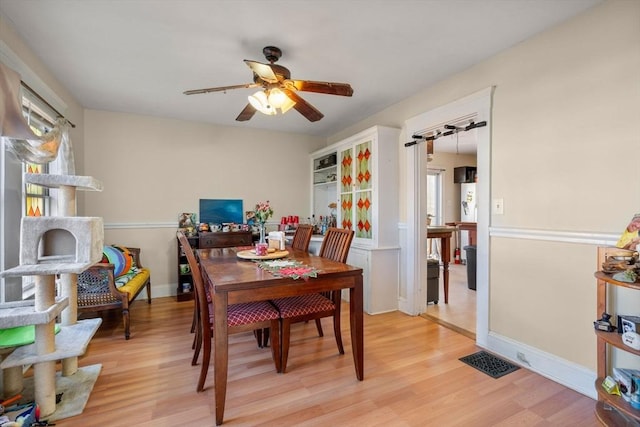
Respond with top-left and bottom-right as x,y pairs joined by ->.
46,297 -> 599,426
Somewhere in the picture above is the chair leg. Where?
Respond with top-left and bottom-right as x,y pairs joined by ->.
192,317 -> 202,366
269,321 -> 281,373
146,281 -> 152,304
254,328 -> 270,348
314,318 -> 324,337
191,302 -> 197,335
333,296 -> 344,355
280,319 -> 291,373
122,308 -> 131,340
254,329 -> 263,348
197,327 -> 211,392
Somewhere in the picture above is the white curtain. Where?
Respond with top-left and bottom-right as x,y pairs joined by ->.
0,62 -> 72,168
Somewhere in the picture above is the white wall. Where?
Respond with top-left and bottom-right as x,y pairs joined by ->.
326,0 -> 640,392
83,110 -> 324,297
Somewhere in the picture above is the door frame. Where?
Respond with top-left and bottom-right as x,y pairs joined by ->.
402,87 -> 493,347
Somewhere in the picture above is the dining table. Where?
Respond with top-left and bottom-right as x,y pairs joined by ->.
197,246 -> 364,425
426,225 -> 457,304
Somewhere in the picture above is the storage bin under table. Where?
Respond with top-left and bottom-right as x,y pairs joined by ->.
427,258 -> 440,304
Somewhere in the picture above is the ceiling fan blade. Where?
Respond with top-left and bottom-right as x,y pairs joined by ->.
236,104 -> 257,122
282,89 -> 324,122
183,83 -> 260,95
289,80 -> 353,97
244,60 -> 278,83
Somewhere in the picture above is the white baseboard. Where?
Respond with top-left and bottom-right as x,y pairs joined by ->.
485,332 -> 597,400
147,282 -> 176,299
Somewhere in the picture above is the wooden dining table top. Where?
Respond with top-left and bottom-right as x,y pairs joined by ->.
198,246 -> 363,296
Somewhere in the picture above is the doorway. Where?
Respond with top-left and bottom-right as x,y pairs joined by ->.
403,87 -> 492,347
423,153 -> 477,338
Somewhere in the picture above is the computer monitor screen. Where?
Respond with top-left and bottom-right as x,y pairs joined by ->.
199,199 -> 244,224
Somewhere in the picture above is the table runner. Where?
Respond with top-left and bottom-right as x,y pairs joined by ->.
256,259 -> 319,280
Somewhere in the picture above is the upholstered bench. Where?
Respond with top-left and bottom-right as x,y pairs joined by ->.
77,246 -> 151,339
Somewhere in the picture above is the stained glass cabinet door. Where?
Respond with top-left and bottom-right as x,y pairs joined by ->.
354,140 -> 373,239
340,147 -> 354,230
340,139 -> 375,243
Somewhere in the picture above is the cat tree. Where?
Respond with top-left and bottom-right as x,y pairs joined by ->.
0,174 -> 104,418
0,61 -> 105,419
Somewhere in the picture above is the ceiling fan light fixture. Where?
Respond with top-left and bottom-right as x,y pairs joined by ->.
268,88 -> 287,108
279,95 -> 296,113
268,88 -> 296,114
248,90 -> 275,115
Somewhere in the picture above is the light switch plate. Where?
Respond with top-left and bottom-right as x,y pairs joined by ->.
493,198 -> 504,215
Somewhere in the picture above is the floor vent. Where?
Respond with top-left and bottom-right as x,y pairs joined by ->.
459,351 -> 520,379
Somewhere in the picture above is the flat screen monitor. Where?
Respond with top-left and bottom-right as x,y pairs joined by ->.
199,199 -> 244,225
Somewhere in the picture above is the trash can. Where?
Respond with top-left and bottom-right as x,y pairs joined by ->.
427,258 -> 440,304
464,245 -> 477,290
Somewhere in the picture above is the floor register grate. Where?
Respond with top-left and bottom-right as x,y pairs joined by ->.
458,351 -> 520,379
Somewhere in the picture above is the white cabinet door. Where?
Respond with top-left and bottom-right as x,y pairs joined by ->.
347,246 -> 400,314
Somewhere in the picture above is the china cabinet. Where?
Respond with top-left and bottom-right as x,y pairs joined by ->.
594,246 -> 640,426
310,125 -> 400,314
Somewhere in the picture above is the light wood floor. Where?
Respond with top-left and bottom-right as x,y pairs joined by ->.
423,263 -> 477,339
51,296 -> 599,426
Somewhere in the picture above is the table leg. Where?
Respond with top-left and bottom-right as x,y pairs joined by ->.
441,237 -> 450,304
213,293 -> 229,425
350,275 -> 364,381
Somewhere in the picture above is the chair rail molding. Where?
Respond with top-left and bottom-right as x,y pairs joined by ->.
490,226 -> 618,246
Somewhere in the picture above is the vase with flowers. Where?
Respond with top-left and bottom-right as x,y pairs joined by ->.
254,200 -> 274,244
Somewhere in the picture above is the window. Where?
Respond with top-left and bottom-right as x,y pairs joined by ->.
426,169 -> 443,226
23,108 -> 54,218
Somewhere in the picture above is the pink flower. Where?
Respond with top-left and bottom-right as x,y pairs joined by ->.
254,200 -> 274,223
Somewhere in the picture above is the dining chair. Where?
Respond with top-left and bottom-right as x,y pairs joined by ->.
291,224 -> 313,252
271,227 -> 354,373
177,232 -> 282,392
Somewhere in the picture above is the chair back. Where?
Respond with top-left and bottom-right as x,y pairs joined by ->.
177,232 -> 211,341
291,224 -> 313,252
318,227 -> 354,263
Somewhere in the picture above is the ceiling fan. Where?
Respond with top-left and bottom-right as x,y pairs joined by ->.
183,46 -> 353,122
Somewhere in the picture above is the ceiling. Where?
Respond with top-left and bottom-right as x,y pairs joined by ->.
0,0 -> 601,151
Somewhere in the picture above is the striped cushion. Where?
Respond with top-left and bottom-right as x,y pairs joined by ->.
207,301 -> 280,326
118,268 -> 150,301
272,294 -> 335,317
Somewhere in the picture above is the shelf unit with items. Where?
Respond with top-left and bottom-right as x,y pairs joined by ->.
594,246 -> 640,426
311,150 -> 339,221
313,153 -> 338,185
177,233 -> 198,302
